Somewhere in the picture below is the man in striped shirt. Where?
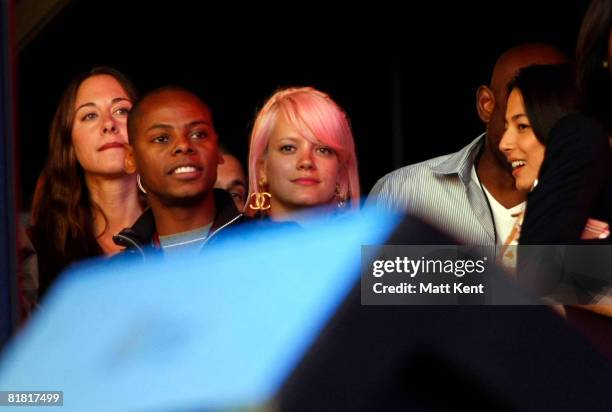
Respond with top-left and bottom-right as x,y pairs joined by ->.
367,44 -> 567,245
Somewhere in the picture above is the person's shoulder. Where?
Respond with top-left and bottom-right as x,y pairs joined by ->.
551,113 -> 608,141
113,209 -> 155,250
553,112 -> 603,129
369,152 -> 459,195
366,136 -> 483,212
548,113 -> 610,156
365,153 -> 457,212
385,154 -> 451,181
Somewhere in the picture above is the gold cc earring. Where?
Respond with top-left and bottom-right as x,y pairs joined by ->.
248,177 -> 272,211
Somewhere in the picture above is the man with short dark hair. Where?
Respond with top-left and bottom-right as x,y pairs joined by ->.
114,87 -> 243,257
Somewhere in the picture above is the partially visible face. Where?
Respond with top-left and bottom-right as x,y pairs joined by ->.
499,89 -> 545,192
71,75 -> 133,177
260,115 -> 340,217
215,154 -> 247,209
608,28 -> 612,76
486,46 -> 567,171
128,90 -> 220,205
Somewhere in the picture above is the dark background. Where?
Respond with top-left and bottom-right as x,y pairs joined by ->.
17,0 -> 590,210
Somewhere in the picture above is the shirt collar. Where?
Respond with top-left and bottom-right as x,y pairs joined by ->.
430,133 -> 485,186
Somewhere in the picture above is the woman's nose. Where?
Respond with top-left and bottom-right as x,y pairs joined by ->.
499,129 -> 514,153
297,151 -> 315,170
102,115 -> 118,134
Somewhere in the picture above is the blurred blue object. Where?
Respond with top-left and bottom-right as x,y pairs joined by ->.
0,207 -> 400,411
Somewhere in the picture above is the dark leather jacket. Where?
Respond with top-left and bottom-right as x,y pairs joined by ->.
112,189 -> 245,260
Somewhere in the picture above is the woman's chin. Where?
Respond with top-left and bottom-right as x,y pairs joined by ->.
515,181 -> 534,194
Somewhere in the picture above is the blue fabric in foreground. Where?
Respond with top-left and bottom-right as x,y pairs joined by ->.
0,206 -> 400,412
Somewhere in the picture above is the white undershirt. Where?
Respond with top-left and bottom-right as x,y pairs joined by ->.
471,166 -> 525,245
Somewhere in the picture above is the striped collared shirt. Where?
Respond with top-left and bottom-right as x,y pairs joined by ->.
366,134 -> 496,245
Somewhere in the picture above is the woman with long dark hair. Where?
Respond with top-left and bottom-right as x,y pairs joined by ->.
504,1 -> 612,333
31,67 -> 144,297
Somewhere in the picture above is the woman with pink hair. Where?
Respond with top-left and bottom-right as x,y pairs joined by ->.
246,87 -> 360,224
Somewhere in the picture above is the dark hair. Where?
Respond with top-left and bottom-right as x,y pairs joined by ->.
218,142 -> 232,155
31,67 -> 138,293
508,64 -> 579,145
127,85 -> 212,144
576,0 -> 612,134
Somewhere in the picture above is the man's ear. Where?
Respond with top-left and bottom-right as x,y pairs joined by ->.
476,85 -> 496,123
124,144 -> 137,174
218,150 -> 225,166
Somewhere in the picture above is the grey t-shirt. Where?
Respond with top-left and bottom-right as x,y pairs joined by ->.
158,223 -> 213,255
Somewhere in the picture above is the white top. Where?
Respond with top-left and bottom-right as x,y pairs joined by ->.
471,166 -> 525,272
471,166 -> 525,245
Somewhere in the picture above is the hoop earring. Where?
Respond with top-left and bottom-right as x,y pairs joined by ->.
335,183 -> 347,209
137,174 -> 147,194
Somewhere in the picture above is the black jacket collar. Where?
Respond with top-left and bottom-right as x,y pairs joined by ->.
113,189 -> 243,251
